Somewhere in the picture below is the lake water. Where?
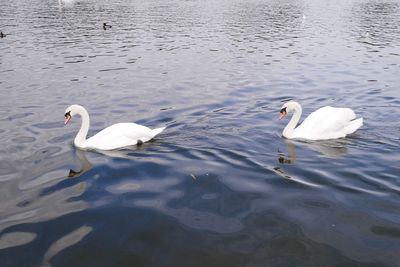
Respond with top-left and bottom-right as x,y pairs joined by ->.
0,0 -> 399,266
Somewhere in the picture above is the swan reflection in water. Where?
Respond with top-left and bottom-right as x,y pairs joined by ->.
68,141 -> 157,177
274,138 -> 349,179
68,149 -> 92,178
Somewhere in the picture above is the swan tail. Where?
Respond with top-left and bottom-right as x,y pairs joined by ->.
151,126 -> 166,138
345,118 -> 363,135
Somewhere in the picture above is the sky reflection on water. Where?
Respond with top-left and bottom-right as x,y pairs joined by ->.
0,0 -> 400,266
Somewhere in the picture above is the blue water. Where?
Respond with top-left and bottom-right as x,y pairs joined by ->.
0,0 -> 399,266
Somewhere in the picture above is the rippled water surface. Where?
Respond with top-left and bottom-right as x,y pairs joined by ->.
1,0 -> 400,266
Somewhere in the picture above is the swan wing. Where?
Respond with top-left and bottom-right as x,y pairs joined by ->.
294,106 -> 358,140
84,123 -> 155,150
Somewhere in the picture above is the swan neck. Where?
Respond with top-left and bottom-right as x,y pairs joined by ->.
74,107 -> 90,148
283,103 -> 302,138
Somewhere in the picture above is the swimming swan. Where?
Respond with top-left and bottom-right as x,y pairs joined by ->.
64,105 -> 166,150
279,101 -> 363,140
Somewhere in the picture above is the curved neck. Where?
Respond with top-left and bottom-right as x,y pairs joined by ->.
74,107 -> 90,148
283,103 -> 302,138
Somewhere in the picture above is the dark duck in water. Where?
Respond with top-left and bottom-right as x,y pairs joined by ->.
103,23 -> 112,30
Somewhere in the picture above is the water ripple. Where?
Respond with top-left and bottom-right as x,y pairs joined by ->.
0,0 -> 399,266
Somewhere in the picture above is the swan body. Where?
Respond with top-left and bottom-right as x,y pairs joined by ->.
279,101 -> 363,140
64,105 -> 166,150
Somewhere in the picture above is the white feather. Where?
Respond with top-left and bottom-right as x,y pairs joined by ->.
64,105 -> 166,150
281,101 -> 363,140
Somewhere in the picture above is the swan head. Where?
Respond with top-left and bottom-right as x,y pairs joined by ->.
280,101 -> 301,119
64,104 -> 83,125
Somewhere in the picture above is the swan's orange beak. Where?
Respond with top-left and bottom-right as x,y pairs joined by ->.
279,110 -> 287,120
64,114 -> 71,125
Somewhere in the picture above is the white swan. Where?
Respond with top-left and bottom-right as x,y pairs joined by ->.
64,105 -> 166,150
279,101 -> 363,140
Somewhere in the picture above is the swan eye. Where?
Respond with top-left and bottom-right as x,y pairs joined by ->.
64,111 -> 71,118
280,107 -> 287,114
